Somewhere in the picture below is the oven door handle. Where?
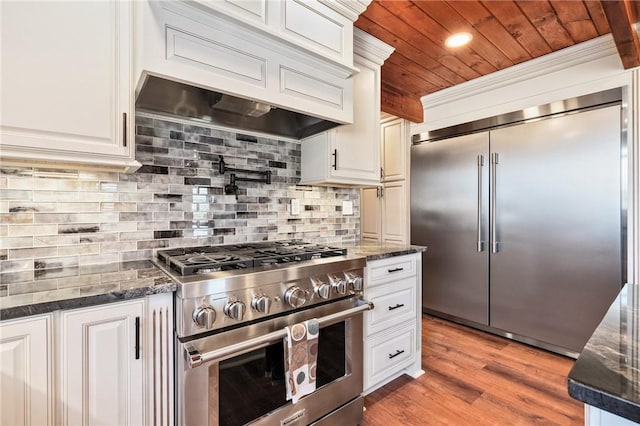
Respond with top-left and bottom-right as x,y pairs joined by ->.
185,300 -> 374,368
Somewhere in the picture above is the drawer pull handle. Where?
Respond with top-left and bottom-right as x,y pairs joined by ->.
388,349 -> 405,359
388,267 -> 404,273
388,303 -> 405,311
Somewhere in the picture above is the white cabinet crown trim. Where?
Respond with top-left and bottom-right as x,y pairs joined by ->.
318,0 -> 371,22
353,28 -> 394,66
419,35 -> 618,110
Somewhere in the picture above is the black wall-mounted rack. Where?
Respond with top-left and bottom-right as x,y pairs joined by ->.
218,155 -> 272,198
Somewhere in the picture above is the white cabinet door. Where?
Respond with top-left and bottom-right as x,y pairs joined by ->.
59,300 -> 144,426
361,187 -> 382,241
0,315 -> 53,426
381,118 -> 407,182
300,56 -> 381,186
0,1 -> 138,171
360,181 -> 408,244
382,181 -> 408,244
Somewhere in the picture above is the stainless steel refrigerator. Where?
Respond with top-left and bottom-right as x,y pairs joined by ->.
411,89 -> 624,355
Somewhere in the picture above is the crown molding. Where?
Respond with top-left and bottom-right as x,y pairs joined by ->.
318,0 -> 371,22
353,27 -> 395,66
420,34 -> 619,109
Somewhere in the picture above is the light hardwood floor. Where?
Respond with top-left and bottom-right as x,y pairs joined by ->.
362,315 -> 584,425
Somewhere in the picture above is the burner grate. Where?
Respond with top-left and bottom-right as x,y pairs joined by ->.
156,241 -> 346,276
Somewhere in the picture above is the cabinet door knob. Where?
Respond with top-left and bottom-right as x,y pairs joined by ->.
332,149 -> 337,170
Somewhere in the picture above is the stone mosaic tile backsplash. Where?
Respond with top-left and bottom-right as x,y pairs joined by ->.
0,113 -> 360,296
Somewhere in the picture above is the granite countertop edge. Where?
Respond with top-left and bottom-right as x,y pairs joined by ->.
0,282 -> 177,321
1,243 -> 427,321
567,282 -> 640,423
568,378 -> 640,423
341,243 -> 427,261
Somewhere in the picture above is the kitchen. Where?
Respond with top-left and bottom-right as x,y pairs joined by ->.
0,1 -> 639,425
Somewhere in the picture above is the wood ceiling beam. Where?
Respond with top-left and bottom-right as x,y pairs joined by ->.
600,0 -> 640,69
381,84 -> 424,123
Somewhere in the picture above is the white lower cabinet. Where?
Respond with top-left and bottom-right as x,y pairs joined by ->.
363,253 -> 424,394
59,300 -> 145,426
0,314 -> 53,426
361,180 -> 409,244
1,294 -> 173,426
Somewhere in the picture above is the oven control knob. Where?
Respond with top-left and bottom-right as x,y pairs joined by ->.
314,283 -> 331,299
224,300 -> 246,321
192,306 -> 216,329
251,295 -> 271,314
345,272 -> 363,291
330,275 -> 347,295
284,286 -> 307,308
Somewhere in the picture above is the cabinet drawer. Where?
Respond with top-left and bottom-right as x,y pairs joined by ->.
367,254 -> 417,286
365,322 -> 416,389
365,277 -> 416,335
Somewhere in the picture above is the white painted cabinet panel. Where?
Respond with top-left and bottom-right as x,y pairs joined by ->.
361,187 -> 382,241
190,0 -> 353,67
381,118 -> 407,182
382,181 -> 408,244
59,300 -> 144,426
0,315 -> 53,426
280,0 -> 351,65
0,1 -> 138,171
360,180 -> 409,244
299,57 -> 380,185
300,32 -> 393,186
136,1 -> 354,126
363,253 -> 423,394
360,116 -> 409,243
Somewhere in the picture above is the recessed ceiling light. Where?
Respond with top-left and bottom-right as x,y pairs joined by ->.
445,32 -> 472,48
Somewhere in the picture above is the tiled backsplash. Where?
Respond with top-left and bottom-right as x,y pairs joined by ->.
0,113 -> 360,292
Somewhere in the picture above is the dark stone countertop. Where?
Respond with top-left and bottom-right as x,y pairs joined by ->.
338,241 -> 427,261
568,282 -> 640,423
0,242 -> 425,321
0,260 -> 176,321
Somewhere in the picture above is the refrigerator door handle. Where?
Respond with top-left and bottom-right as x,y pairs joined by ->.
477,154 -> 485,252
491,153 -> 500,253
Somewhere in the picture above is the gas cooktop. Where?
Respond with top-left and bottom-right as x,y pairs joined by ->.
156,240 -> 347,276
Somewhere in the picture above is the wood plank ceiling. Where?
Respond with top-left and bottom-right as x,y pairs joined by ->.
355,0 -> 640,123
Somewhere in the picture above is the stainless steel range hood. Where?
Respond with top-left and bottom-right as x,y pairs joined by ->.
136,76 -> 342,140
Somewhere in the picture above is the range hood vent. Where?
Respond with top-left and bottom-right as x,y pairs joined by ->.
136,76 -> 341,140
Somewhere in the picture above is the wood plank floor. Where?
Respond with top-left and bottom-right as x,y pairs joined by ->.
362,315 -> 584,425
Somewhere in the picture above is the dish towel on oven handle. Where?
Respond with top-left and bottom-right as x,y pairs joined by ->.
284,318 -> 319,403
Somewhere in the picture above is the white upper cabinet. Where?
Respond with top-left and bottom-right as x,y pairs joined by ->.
360,115 -> 410,243
300,29 -> 394,186
135,0 -> 366,125
190,0 -> 360,68
381,118 -> 407,182
0,1 -> 139,172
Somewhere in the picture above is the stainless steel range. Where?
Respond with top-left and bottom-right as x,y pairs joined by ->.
154,241 -> 371,426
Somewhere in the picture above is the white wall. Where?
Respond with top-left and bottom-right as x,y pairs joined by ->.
411,33 -> 640,287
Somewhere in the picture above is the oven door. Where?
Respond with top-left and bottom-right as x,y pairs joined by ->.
177,298 -> 371,426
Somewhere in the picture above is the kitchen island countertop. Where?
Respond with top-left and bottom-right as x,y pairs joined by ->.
568,282 -> 640,423
0,260 -> 176,321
